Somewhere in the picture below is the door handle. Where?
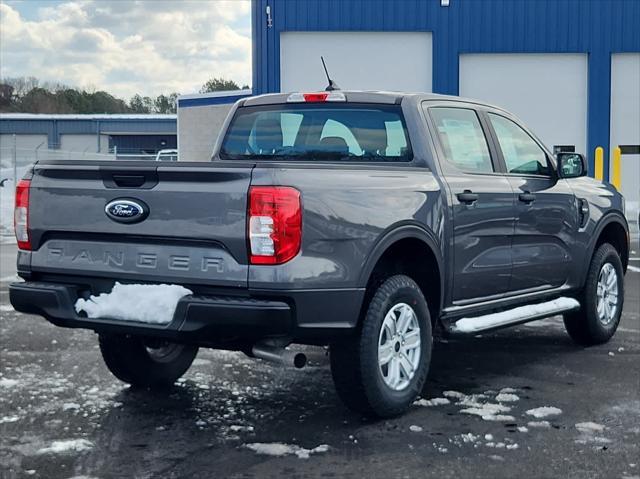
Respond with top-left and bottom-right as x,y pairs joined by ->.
457,190 -> 479,205
518,192 -> 536,204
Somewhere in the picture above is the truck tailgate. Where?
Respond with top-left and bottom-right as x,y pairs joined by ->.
27,161 -> 253,288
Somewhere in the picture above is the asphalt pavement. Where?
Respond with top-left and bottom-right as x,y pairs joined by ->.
1,241 -> 639,479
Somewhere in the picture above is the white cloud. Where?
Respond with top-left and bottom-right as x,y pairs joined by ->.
0,0 -> 251,98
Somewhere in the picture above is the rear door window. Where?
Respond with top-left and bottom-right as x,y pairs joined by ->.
221,103 -> 412,162
428,107 -> 494,173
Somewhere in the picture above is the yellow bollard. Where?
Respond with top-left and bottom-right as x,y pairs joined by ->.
611,146 -> 622,191
594,147 -> 604,181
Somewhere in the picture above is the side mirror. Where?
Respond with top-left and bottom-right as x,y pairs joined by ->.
557,152 -> 587,178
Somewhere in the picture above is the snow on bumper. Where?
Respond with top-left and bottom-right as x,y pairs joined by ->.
74,282 -> 192,325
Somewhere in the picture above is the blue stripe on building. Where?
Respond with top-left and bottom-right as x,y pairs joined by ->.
0,116 -> 177,153
177,93 -> 252,108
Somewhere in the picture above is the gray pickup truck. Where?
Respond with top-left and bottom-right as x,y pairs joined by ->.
10,91 -> 629,418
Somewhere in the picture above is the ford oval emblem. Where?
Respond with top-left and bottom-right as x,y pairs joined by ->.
105,198 -> 149,224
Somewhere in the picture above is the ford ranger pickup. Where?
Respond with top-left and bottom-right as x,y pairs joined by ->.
10,91 -> 629,417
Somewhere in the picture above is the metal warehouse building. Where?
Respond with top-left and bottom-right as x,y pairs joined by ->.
251,0 -> 640,212
0,114 -> 177,162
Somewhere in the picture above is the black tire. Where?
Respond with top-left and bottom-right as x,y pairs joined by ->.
99,334 -> 198,388
563,243 -> 624,345
330,275 -> 432,418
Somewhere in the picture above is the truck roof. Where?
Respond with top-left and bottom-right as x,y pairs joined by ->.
242,90 -> 504,111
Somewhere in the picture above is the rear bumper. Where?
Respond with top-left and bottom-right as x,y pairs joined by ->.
9,281 -> 363,346
9,281 -> 292,345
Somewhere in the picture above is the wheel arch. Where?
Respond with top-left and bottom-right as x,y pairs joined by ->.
358,224 -> 445,324
585,213 -> 629,282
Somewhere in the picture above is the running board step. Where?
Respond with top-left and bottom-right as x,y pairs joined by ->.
450,297 -> 580,334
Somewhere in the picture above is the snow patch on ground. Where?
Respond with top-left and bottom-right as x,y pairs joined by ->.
575,422 -> 606,433
575,436 -> 612,445
0,415 -> 20,424
409,425 -> 423,432
75,282 -> 192,324
458,433 -> 479,443
244,442 -> 329,459
460,401 -> 515,421
527,420 -> 551,428
442,390 -> 467,400
36,439 -> 94,455
453,297 -> 579,333
414,397 -> 451,407
459,402 -> 511,414
0,304 -> 14,312
441,389 -> 521,422
229,425 -> 254,433
62,402 -> 81,411
525,407 -> 562,418
627,265 -> 640,273
495,393 -> 520,402
574,421 -> 610,445
480,414 -> 516,422
0,378 -> 19,388
457,395 -> 489,407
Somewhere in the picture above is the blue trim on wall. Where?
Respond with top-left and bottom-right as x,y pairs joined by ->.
252,0 -> 640,178
1,118 -> 176,150
177,93 -> 251,108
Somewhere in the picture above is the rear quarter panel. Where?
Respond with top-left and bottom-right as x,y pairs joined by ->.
248,164 -> 444,290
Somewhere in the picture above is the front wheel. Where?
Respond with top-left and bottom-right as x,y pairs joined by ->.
563,243 -> 624,345
99,334 -> 198,388
330,275 -> 432,418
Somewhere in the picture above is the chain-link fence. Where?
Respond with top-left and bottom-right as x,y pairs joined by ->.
0,145 -> 116,173
0,144 -> 118,240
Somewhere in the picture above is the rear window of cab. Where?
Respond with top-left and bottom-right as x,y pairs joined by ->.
220,103 -> 412,162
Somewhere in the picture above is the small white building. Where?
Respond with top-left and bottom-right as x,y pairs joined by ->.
177,90 -> 251,162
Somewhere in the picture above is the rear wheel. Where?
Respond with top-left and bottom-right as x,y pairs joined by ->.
563,243 -> 624,345
99,334 -> 198,388
330,275 -> 432,418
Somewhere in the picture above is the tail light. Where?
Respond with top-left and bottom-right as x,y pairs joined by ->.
248,186 -> 301,264
14,179 -> 31,250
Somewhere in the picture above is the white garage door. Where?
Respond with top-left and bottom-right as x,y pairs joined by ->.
60,134 -> 98,153
460,54 -> 588,155
0,134 -> 47,151
280,32 -> 432,93
610,53 -> 640,226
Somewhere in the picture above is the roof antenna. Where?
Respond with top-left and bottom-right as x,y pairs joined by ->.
321,56 -> 340,91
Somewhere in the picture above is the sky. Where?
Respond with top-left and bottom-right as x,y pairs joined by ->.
0,0 -> 252,99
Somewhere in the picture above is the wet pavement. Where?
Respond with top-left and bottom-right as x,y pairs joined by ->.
1,242 -> 639,479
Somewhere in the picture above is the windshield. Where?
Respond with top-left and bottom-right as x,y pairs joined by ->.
220,103 -> 412,162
